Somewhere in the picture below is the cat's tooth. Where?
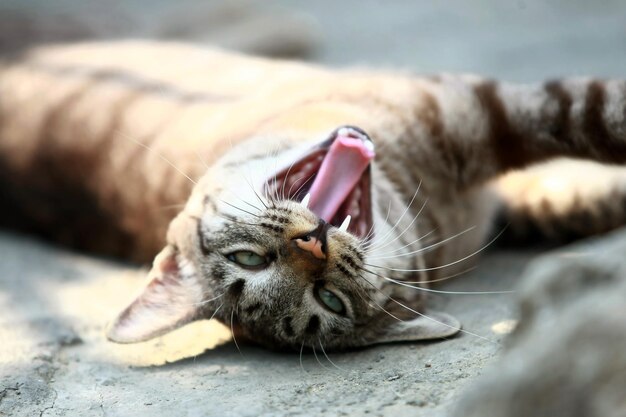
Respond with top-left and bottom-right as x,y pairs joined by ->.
300,193 -> 311,208
338,215 -> 352,232
338,127 -> 350,137
364,139 -> 375,152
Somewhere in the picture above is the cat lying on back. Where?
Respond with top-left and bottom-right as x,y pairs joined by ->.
1,41 -> 625,351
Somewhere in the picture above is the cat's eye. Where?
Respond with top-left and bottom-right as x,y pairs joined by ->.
316,287 -> 346,315
227,251 -> 268,269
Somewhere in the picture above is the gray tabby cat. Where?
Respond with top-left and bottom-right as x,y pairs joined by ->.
1,41 -> 625,351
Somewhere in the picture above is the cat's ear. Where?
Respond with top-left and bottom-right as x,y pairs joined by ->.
368,310 -> 461,345
359,299 -> 461,346
106,246 -> 208,343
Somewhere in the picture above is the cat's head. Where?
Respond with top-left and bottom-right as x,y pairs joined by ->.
107,126 -> 459,351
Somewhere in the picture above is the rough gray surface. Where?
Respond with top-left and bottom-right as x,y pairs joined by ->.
1,1 -> 626,416
453,228 -> 626,417
0,231 -> 523,417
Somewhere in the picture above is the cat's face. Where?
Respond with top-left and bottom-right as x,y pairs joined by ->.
189,197 -> 376,351
107,126 -> 459,351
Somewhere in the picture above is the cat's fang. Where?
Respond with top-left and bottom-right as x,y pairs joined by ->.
300,193 -> 311,208
338,215 -> 352,232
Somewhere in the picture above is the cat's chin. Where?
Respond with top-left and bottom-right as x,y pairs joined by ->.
265,125 -> 375,239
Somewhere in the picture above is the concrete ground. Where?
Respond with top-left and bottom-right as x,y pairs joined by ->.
0,231 -> 525,417
1,1 -> 626,416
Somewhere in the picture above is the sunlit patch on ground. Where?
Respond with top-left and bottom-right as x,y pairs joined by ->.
101,320 -> 232,366
52,269 -> 233,366
490,319 -> 517,335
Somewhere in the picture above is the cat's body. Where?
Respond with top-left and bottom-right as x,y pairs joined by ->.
2,41 -> 625,350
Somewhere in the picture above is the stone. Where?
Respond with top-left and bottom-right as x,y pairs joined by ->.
453,228 -> 626,417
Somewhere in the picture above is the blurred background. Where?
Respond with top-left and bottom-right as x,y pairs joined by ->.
1,0 -> 625,80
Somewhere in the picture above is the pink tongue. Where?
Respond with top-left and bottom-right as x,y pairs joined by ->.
307,135 -> 375,222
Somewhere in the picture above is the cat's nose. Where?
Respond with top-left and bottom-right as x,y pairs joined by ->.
292,221 -> 329,260
294,235 -> 325,260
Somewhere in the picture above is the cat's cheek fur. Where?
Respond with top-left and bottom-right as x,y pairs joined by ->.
106,246 -> 207,343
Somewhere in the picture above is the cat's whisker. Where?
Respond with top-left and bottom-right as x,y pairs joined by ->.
253,189 -> 270,210
279,155 -> 299,202
362,182 -> 422,251
208,303 -> 223,322
369,226 -> 477,260
287,173 -> 312,201
311,345 -> 329,370
268,141 -> 285,202
264,177 -> 276,206
219,199 -> 261,218
368,197 -> 429,253
349,280 -> 381,314
267,171 -> 315,204
227,136 -> 269,209
224,185 -> 264,213
299,340 -> 306,373
364,225 -> 507,274
268,172 -> 278,204
267,142 -> 281,193
360,200 -> 393,246
364,199 -> 428,254
400,265 -> 477,285
358,272 -> 496,343
191,292 -> 224,307
357,275 -> 403,323
262,143 -> 282,204
214,213 -> 257,227
240,199 -> 263,213
388,293 -> 495,343
363,290 -> 403,323
318,338 -> 344,371
194,150 -> 211,171
359,266 -> 514,295
363,182 -> 422,250
223,184 -> 264,213
241,170 -> 269,210
116,130 -> 198,185
230,307 -> 243,356
235,139 -> 268,205
368,228 -> 437,257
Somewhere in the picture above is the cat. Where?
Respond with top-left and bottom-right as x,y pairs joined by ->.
1,40 -> 625,351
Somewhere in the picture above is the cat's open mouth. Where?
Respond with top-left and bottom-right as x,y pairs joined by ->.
266,126 -> 375,239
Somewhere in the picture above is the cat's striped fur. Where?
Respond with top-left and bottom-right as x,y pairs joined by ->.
1,41 -> 625,350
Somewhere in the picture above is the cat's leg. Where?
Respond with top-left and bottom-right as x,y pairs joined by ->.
415,77 -> 626,189
491,158 -> 626,244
